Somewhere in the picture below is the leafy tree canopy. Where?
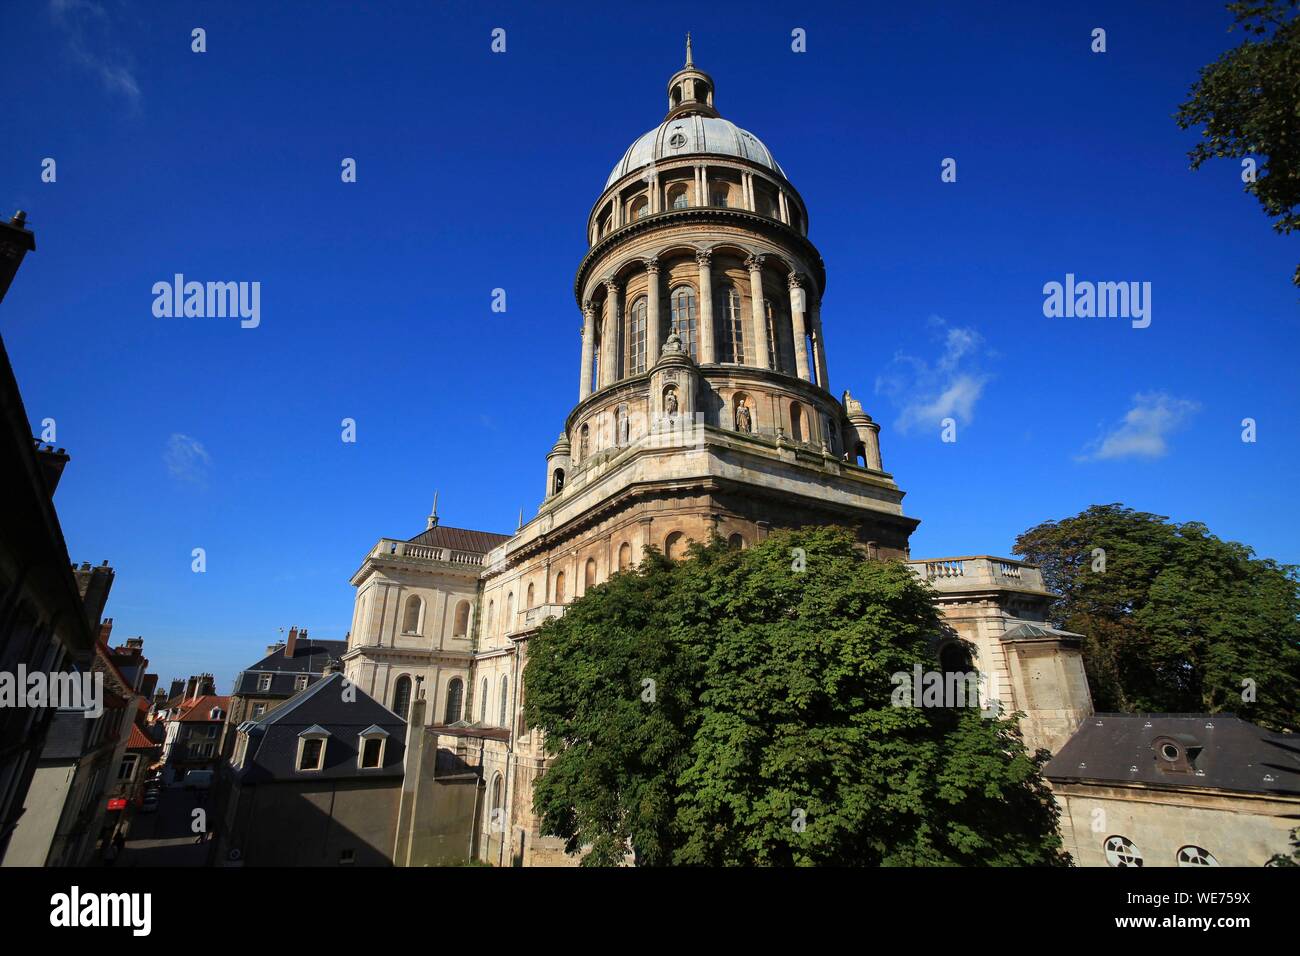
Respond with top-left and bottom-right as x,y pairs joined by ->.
1175,1 -> 1300,285
523,527 -> 1066,866
1014,503 -> 1300,730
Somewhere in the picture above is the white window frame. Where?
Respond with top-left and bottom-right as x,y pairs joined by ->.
357,730 -> 388,770
296,732 -> 329,772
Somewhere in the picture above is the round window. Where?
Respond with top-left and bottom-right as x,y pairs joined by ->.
1177,845 -> 1219,867
668,131 -> 686,148
1104,835 -> 1143,868
1160,743 -> 1180,761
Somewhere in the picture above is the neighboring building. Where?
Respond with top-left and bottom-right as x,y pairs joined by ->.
160,692 -> 229,786
1046,714 -> 1300,868
0,277 -> 113,862
2,622 -> 148,867
220,670 -> 404,866
220,626 -> 346,756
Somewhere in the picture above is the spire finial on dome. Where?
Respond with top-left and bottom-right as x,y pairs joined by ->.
685,32 -> 693,68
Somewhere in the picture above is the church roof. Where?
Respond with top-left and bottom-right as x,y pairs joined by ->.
407,524 -> 510,553
606,115 -> 784,189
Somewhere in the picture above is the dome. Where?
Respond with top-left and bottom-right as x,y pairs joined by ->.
605,115 -> 785,189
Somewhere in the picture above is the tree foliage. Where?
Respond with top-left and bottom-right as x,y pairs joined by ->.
523,527 -> 1066,866
1013,503 -> 1300,730
1175,1 -> 1300,286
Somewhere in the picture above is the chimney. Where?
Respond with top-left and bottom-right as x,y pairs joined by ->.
199,673 -> 215,696
185,675 -> 199,700
0,210 -> 37,306
98,618 -> 114,646
169,679 -> 185,701
33,443 -> 69,495
285,626 -> 299,658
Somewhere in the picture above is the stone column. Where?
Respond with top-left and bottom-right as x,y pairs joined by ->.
789,273 -> 811,381
696,250 -> 715,364
778,190 -> 790,225
602,280 -> 620,386
811,298 -> 829,389
579,300 -> 595,399
645,258 -> 661,364
700,165 -> 709,205
746,254 -> 770,370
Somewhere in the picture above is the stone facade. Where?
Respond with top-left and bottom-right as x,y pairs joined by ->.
349,45 -> 1100,866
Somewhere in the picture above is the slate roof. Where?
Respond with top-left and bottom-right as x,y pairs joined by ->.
234,672 -> 405,784
406,524 -> 510,553
1045,714 -> 1300,797
232,639 -> 347,696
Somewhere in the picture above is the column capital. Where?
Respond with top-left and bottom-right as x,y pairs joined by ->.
582,300 -> 594,316
745,253 -> 766,272
603,277 -> 619,293
787,271 -> 804,290
643,256 -> 660,274
695,249 -> 713,267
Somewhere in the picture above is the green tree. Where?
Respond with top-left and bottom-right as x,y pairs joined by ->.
1175,1 -> 1300,286
524,527 -> 1067,866
1013,504 -> 1300,730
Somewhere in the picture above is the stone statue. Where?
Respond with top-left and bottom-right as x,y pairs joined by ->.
579,427 -> 589,459
735,402 -> 752,433
618,407 -> 630,445
664,390 -> 678,417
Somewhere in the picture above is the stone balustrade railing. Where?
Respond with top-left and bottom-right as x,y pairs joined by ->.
907,556 -> 1044,592
371,539 -> 487,567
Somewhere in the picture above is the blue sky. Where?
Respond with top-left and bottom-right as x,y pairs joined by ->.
2,1 -> 1296,690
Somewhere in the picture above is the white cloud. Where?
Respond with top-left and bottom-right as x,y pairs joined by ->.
1077,392 -> 1200,462
875,318 -> 994,433
164,433 -> 210,484
49,0 -> 141,107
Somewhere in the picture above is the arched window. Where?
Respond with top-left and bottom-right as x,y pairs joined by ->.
670,286 -> 697,359
711,186 -> 729,208
600,215 -> 611,237
631,196 -> 649,220
453,600 -> 470,637
444,678 -> 464,723
391,675 -> 412,721
479,678 -> 489,722
763,299 -> 780,371
584,557 -> 597,590
717,283 -> 745,364
505,592 -> 514,633
498,675 -> 510,727
554,571 -> 566,604
628,296 -> 648,375
526,583 -> 535,609
618,542 -> 632,572
486,600 -> 495,634
668,184 -> 689,209
402,595 -> 421,634
789,402 -> 805,443
665,531 -> 685,561
552,468 -> 565,495
488,771 -> 505,832
728,533 -> 745,550
854,441 -> 867,467
672,85 -> 682,107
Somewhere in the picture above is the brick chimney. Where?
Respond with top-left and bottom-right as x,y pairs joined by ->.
97,618 -> 114,646
285,626 -> 299,659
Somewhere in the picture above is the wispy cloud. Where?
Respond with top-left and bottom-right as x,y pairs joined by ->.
48,0 -> 141,107
875,317 -> 994,433
164,433 -> 210,484
1077,391 -> 1200,462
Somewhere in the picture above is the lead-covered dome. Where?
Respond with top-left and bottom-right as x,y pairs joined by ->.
605,116 -> 784,188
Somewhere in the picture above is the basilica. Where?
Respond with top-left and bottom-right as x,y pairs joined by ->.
337,44 -> 1296,867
